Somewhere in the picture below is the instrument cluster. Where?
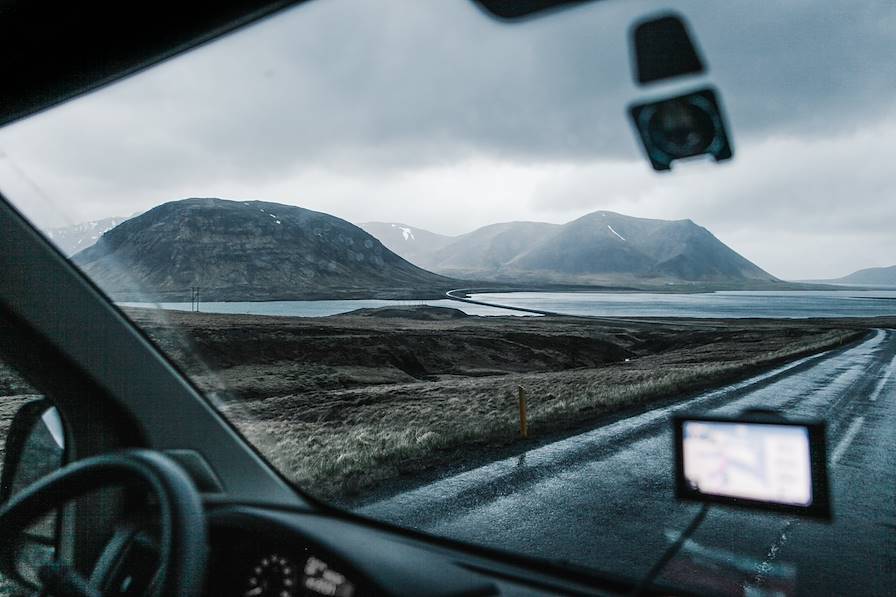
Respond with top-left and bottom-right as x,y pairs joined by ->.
207,540 -> 357,597
240,551 -> 355,597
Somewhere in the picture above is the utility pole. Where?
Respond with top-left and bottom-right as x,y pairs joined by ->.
190,286 -> 201,312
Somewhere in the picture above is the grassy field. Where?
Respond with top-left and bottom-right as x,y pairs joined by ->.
125,306 -> 874,501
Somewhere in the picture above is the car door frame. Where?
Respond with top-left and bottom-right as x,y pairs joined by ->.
0,193 -> 310,572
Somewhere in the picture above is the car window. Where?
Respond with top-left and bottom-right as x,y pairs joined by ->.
1,1 -> 895,595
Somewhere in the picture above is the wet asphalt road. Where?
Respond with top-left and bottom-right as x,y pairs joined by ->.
361,329 -> 896,596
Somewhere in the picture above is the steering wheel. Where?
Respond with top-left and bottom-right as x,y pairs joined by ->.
0,449 -> 207,597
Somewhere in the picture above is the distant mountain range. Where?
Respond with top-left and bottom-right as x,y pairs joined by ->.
72,199 -> 455,301
812,264 -> 896,286
67,199 -> 794,302
362,211 -> 777,287
47,216 -> 131,255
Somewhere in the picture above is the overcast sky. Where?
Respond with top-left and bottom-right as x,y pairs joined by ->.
0,0 -> 893,280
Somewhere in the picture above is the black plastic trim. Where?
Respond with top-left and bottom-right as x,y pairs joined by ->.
0,1 -> 306,129
204,504 -> 667,597
0,193 -> 301,507
631,13 -> 705,85
475,0 -> 594,19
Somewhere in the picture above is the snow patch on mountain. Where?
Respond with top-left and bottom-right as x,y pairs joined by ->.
607,225 -> 626,241
48,216 -> 131,256
391,224 -> 415,241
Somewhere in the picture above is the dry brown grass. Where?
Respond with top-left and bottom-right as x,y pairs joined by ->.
223,328 -> 861,500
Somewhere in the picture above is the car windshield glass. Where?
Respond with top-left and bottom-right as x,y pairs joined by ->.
1,1 -> 895,595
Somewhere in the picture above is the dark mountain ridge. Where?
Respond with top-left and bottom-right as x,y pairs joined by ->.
73,198 -> 457,301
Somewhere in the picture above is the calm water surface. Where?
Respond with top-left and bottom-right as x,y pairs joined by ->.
122,289 -> 896,319
468,289 -> 896,318
121,298 -> 535,317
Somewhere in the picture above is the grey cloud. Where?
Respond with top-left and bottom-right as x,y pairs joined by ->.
0,0 -> 894,277
7,0 -> 895,183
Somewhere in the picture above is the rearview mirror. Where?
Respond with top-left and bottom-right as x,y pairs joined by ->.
673,413 -> 831,519
629,87 -> 733,171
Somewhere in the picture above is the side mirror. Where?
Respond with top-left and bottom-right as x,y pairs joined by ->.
1,398 -> 66,503
0,398 -> 66,589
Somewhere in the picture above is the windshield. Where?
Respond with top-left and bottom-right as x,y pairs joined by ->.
1,1 -> 895,595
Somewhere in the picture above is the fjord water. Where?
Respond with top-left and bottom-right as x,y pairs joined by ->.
468,290 -> 896,318
123,289 -> 896,319
120,298 -> 535,317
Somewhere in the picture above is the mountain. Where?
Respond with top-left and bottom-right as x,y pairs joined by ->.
425,222 -> 559,273
508,212 -> 774,284
47,216 -> 130,255
357,222 -> 453,267
362,211 -> 776,287
72,198 -> 457,301
825,265 -> 896,286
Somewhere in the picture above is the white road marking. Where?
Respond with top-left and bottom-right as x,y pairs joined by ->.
869,354 -> 896,402
751,519 -> 796,590
756,345 -> 889,583
754,373 -> 877,584
832,416 -> 865,464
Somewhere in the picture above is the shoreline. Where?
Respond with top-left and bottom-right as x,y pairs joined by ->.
116,286 -> 896,322
106,279 -> 883,305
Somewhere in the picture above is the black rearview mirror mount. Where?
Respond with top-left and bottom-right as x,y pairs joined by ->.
631,13 -> 705,85
629,87 -> 733,172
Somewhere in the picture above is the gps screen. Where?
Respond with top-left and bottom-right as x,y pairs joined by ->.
681,420 -> 813,506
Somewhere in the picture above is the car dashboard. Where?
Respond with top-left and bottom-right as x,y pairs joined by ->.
203,506 -> 553,597
95,503 -> 630,597
206,511 -> 366,597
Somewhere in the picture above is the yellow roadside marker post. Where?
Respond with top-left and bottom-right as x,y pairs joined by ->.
518,385 -> 528,439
